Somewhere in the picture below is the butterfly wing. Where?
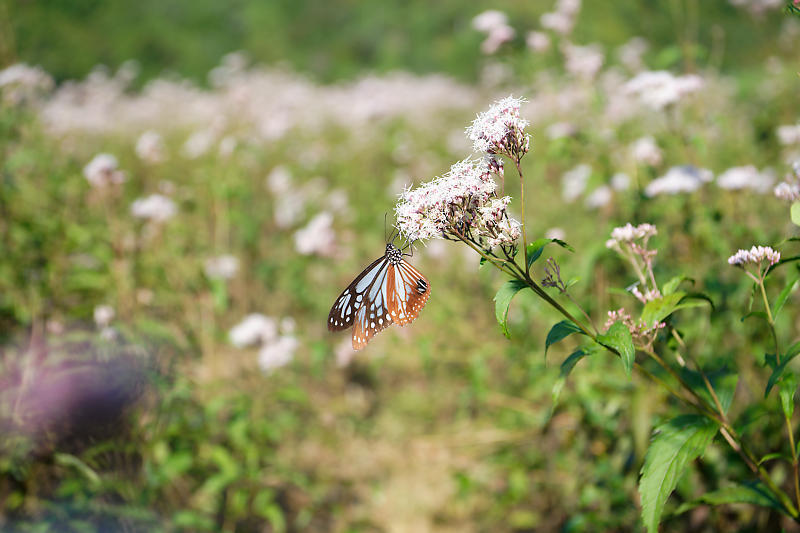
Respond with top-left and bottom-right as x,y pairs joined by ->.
328,255 -> 395,350
386,259 -> 430,326
328,256 -> 385,331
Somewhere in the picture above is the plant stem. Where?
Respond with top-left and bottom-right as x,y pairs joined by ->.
514,158 -> 530,275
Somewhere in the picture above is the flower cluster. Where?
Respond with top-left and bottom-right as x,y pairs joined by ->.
135,130 -> 166,163
228,314 -> 298,374
84,153 -> 126,188
645,165 -> 713,197
465,96 -> 530,157
774,162 -> 800,202
0,63 -> 54,105
472,10 -> 515,55
540,0 -> 582,36
204,254 -> 239,280
606,223 -> 657,247
716,165 -> 774,193
395,157 -> 519,250
727,246 -> 780,268
130,194 -> 177,223
624,70 -> 704,110
605,308 -> 665,348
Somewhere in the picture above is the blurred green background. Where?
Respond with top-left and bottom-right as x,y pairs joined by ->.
2,0 -> 800,532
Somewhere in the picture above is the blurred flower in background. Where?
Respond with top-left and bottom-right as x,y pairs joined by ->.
83,153 -> 126,188
130,194 -> 177,222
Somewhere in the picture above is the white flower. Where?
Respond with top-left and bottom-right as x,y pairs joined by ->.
93,305 -> 115,328
257,336 -> 298,373
777,125 -> 800,145
607,223 -> 657,247
540,12 -> 574,35
526,31 -> 551,52
182,129 -> 215,159
0,63 -> 53,104
135,130 -> 165,163
472,10 -> 509,32
611,172 -> 631,191
204,254 -> 239,280
465,95 -> 530,155
395,157 -> 498,242
130,194 -> 177,222
728,245 -> 780,267
617,37 -> 648,71
585,185 -> 612,209
775,181 -> 800,202
266,166 -> 293,194
545,227 -> 566,241
624,70 -> 704,110
562,42 -> 604,80
83,153 -> 126,188
630,136 -> 662,166
294,212 -> 336,256
280,317 -> 296,334
561,164 -> 591,202
645,165 -> 713,197
716,165 -> 774,193
481,25 -> 516,55
229,313 -> 277,348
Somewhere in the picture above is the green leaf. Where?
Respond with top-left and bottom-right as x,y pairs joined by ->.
493,280 -> 527,339
641,292 -> 685,327
545,320 -> 583,355
639,415 -> 719,533
551,348 -> 588,410
765,342 -> 800,397
773,268 -> 800,318
54,453 -> 101,488
673,481 -> 784,516
676,292 -> 715,312
662,276 -> 694,296
526,238 -> 574,268
598,322 -> 635,377
792,202 -> 800,226
769,254 -> 800,276
758,452 -> 786,465
741,310 -> 769,324
780,373 -> 798,419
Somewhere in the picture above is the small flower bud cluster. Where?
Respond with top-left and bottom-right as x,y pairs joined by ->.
727,246 -> 780,267
606,223 -> 657,248
541,257 -> 567,292
605,308 -> 665,348
465,96 -> 530,157
774,162 -> 800,203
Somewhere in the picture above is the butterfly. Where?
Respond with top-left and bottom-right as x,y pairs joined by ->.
328,242 -> 430,350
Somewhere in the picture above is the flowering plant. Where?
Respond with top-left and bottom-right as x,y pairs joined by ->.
397,95 -> 800,531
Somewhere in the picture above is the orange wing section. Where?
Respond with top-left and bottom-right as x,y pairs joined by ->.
387,260 -> 430,326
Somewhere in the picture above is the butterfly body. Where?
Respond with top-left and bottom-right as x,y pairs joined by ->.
329,243 -> 430,350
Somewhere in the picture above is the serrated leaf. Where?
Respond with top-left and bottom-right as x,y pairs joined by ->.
639,415 -> 719,533
773,268 -> 800,318
551,348 -> 588,410
526,238 -> 574,268
545,320 -> 583,355
494,280 -> 528,339
792,202 -> 800,226
641,292 -> 685,327
663,275 -> 694,296
780,373 -> 797,419
673,481 -> 784,516
598,322 -> 635,377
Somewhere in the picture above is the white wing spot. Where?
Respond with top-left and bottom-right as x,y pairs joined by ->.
371,322 -> 375,328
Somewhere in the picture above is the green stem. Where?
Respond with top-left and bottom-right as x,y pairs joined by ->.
514,158 -> 530,275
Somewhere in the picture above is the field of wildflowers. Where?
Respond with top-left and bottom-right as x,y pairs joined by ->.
3,0 -> 800,531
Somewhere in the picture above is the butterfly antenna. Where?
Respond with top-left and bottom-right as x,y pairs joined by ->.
384,213 -> 388,242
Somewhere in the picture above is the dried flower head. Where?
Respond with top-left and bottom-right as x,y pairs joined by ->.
465,95 -> 530,157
